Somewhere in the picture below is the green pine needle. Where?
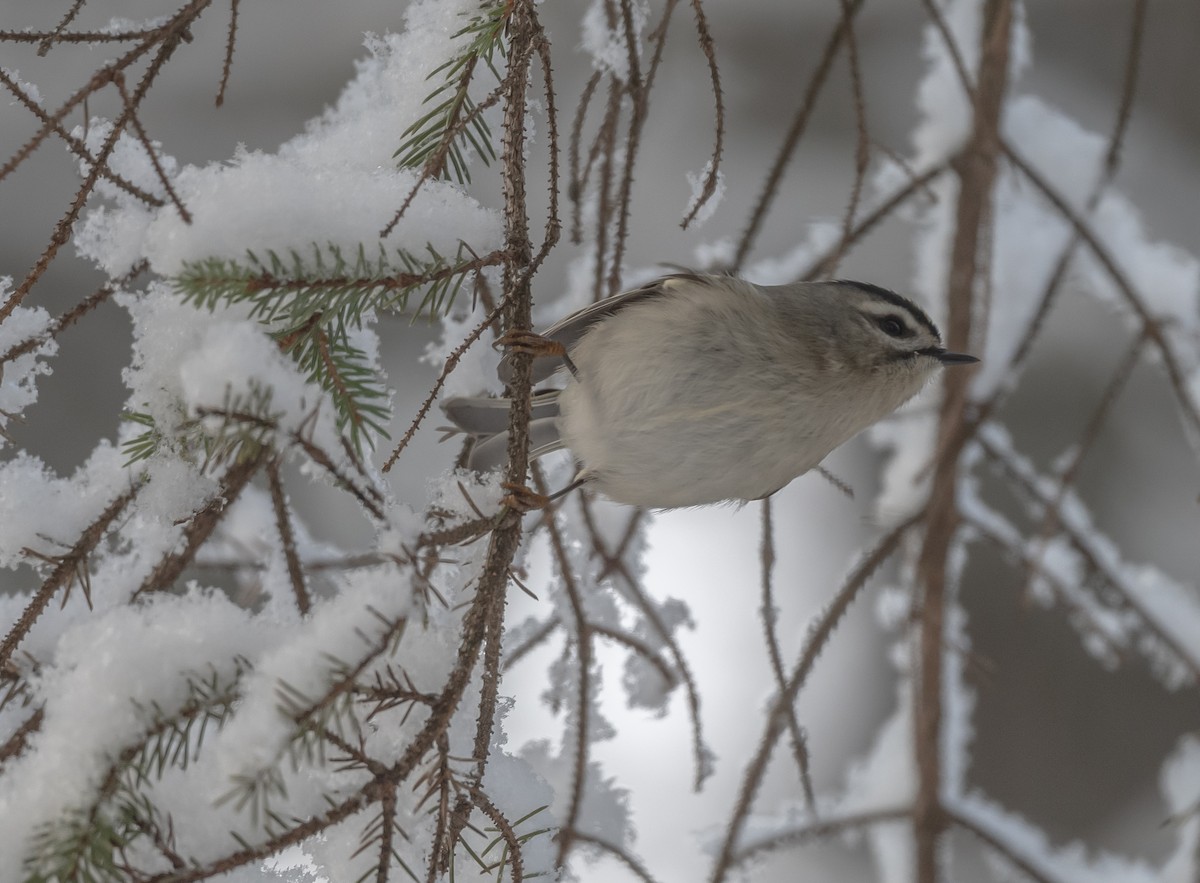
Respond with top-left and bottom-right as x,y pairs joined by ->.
394,0 -> 509,184
172,241 -> 499,456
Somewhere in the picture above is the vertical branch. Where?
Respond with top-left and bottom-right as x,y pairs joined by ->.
758,498 -> 816,812
267,458 -> 312,616
438,0 -> 544,869
912,3 -> 1011,882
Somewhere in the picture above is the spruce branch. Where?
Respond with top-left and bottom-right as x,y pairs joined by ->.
173,242 -> 503,451
393,0 -> 509,186
23,661 -> 248,882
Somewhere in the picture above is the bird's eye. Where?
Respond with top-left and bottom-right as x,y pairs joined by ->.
877,316 -> 909,338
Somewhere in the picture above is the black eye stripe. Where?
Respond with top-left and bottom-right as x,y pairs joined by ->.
835,280 -> 942,342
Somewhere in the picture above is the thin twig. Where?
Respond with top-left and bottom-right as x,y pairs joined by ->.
215,0 -> 240,106
266,458 -> 312,615
710,514 -> 920,883
757,499 -> 817,813
731,0 -> 864,272
0,486 -> 140,671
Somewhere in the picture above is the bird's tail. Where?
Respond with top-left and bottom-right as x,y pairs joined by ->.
439,391 -> 565,472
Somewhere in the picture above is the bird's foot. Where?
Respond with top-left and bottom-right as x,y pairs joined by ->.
501,481 -> 553,513
496,330 -> 579,379
496,329 -> 566,358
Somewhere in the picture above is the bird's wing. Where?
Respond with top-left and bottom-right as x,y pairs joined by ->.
499,272 -> 715,385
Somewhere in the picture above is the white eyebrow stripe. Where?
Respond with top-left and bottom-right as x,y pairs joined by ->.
835,279 -> 941,341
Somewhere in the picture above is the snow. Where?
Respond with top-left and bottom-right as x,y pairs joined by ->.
0,297 -> 55,436
3,0 -> 1200,878
580,0 -> 650,83
684,161 -> 726,229
0,443 -> 131,570
74,2 -> 502,281
954,792 -> 1160,883
0,590 -> 268,869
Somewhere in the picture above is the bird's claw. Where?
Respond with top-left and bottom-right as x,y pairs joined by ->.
496,329 -> 567,359
501,482 -> 552,513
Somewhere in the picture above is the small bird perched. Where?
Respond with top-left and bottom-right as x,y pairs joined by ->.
441,273 -> 977,509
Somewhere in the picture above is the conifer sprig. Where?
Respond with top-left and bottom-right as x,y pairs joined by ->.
394,1 -> 509,185
23,662 -> 248,882
173,242 -> 503,452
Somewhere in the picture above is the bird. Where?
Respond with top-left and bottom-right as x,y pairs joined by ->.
440,272 -> 978,509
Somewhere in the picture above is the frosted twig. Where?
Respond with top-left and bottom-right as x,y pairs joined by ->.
532,466 -> 595,867
266,458 -> 312,615
1,485 -> 139,670
819,0 -> 872,278
577,493 -> 711,790
732,0 -> 865,272
947,804 -> 1067,883
758,498 -> 817,813
133,453 -> 265,599
979,428 -> 1200,683
710,513 -> 921,883
729,805 -> 911,869
1001,142 -> 1200,441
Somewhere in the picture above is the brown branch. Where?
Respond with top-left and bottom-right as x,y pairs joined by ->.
677,0 -> 725,230
266,458 -> 312,615
381,69 -> 510,237
758,499 -> 816,813
567,71 -> 602,243
1000,142 -> 1200,440
113,73 -> 192,222
572,831 -> 661,883
501,614 -> 561,673
926,0 -> 1148,463
731,0 -> 864,272
591,82 -> 622,301
0,261 -> 147,367
0,707 -> 44,770
591,624 -> 675,687
962,511 -> 1127,664
0,485 -> 140,671
133,453 -> 265,599
605,0 -> 683,295
0,69 -> 165,206
2,0 -> 211,321
801,161 -> 949,281
473,789 -> 528,882
912,4 -> 1010,880
382,297 -> 507,473
529,24 -> 563,275
710,514 -> 920,883
0,28 -> 161,43
146,787 -> 374,881
819,0 -> 872,277
577,494 -> 710,790
1020,333 -> 1144,601
947,805 -> 1068,883
531,468 -> 594,869
978,429 -> 1200,684
215,0 -> 240,106
36,0 -> 89,55
729,805 -> 911,870
437,2 -> 542,870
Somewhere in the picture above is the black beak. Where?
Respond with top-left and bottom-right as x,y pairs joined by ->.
931,348 -> 979,366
